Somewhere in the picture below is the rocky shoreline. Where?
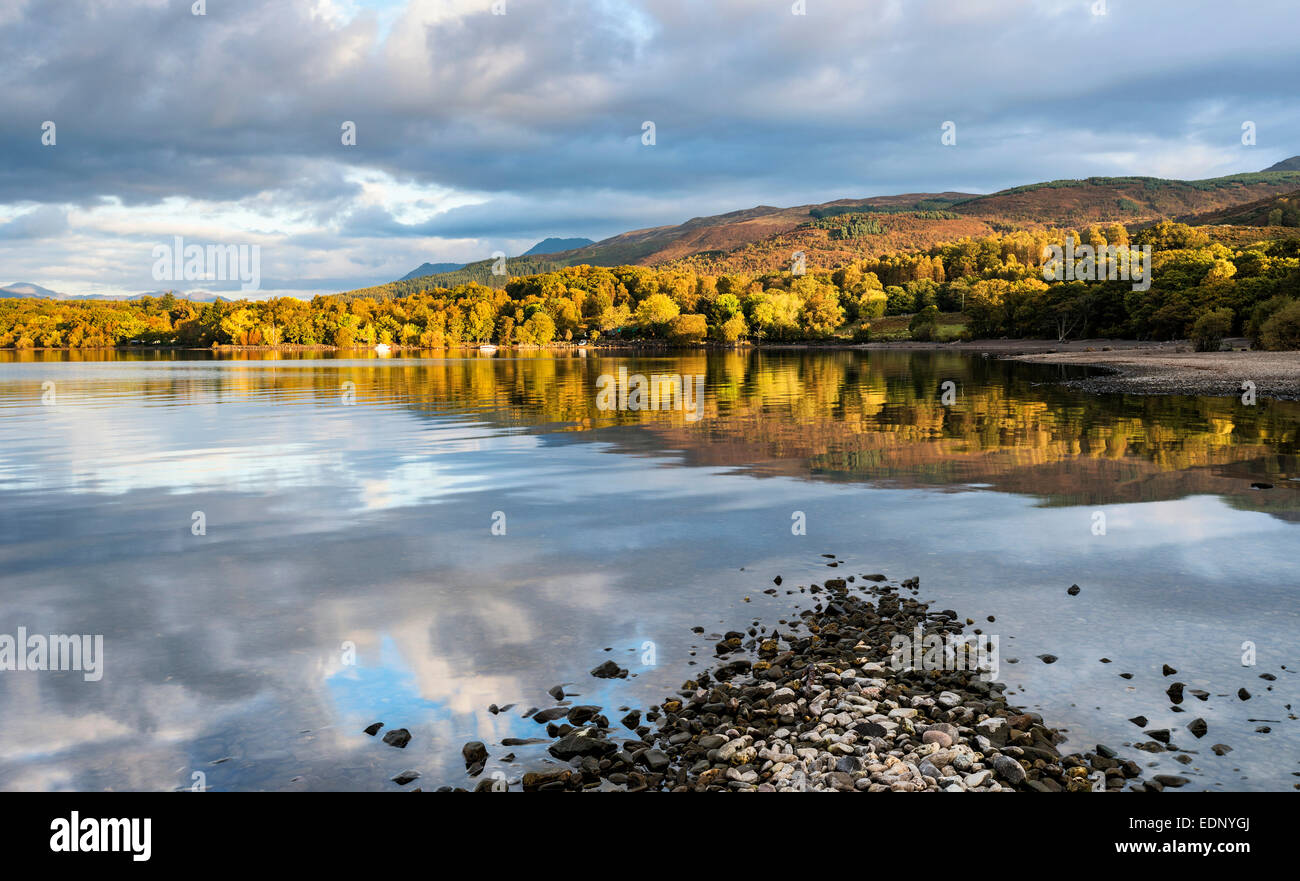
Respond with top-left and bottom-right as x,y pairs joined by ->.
1004,343 -> 1300,400
432,570 -> 1186,793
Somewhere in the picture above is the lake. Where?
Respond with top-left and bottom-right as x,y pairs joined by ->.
0,348 -> 1296,791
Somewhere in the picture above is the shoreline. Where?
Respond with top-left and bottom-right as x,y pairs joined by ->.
422,567 -> 1177,793
8,338 -> 1300,400
0,337 -> 1244,356
997,340 -> 1300,400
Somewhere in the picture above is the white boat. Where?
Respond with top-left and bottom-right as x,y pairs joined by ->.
374,343 -> 391,354
478,345 -> 498,353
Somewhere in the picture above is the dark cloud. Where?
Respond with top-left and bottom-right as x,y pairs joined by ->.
1,0 -> 1298,293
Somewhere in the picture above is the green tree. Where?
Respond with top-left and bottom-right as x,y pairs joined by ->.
519,310 -> 556,345
634,293 -> 680,336
792,276 -> 843,336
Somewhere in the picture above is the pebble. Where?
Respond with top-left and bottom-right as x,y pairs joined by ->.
992,755 -> 1027,784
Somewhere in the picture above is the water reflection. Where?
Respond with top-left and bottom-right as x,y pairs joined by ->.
0,351 -> 1295,791
3,350 -> 1297,508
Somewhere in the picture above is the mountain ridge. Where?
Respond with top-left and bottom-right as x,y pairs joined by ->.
356,160 -> 1300,295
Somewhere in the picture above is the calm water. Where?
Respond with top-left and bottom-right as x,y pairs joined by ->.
0,349 -> 1296,791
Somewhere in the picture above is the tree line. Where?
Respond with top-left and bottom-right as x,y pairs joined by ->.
2,222 -> 1298,350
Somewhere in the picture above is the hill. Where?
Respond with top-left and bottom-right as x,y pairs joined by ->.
352,194 -> 982,295
400,262 -> 465,281
335,165 -> 1300,299
948,171 -> 1300,225
1183,189 -> 1300,228
1262,156 -> 1300,172
1,282 -> 63,299
522,237 -> 594,256
396,238 -> 597,284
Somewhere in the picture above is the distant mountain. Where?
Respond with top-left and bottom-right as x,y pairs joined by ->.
0,284 -> 234,302
1262,156 -> 1300,172
0,282 -> 62,298
398,240 -> 594,282
521,237 -> 594,256
400,262 -> 465,281
127,290 -> 226,302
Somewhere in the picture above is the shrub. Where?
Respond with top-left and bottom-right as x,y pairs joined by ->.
1248,295 -> 1294,347
1191,308 -> 1232,352
1259,301 -> 1300,351
909,305 -> 939,341
668,313 -> 708,343
851,323 -> 872,343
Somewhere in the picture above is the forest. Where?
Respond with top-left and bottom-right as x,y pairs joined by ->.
2,222 -> 1298,351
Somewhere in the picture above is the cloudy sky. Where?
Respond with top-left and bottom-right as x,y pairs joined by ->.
1,0 -> 1297,298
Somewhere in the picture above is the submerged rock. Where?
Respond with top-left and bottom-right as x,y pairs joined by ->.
382,728 -> 411,748
548,729 -> 617,760
590,660 -> 628,679
566,705 -> 602,725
